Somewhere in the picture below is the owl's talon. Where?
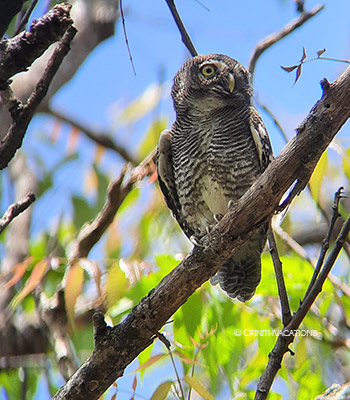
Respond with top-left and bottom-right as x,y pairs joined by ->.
214,213 -> 224,222
190,235 -> 204,247
228,200 -> 234,209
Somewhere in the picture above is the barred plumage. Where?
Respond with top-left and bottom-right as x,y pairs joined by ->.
157,54 -> 273,301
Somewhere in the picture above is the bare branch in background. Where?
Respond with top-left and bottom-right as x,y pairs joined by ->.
69,149 -> 156,262
42,106 -> 137,164
0,5 -> 76,170
0,4 -> 73,89
256,212 -> 350,399
14,0 -> 39,36
0,192 -> 35,234
35,288 -> 78,381
248,4 -> 324,80
165,0 -> 198,57
304,187 -> 344,298
0,0 -> 26,38
268,227 -> 292,326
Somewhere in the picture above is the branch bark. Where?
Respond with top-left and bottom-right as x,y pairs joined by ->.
0,4 -> 73,90
53,66 -> 350,399
0,192 -> 35,234
0,5 -> 76,170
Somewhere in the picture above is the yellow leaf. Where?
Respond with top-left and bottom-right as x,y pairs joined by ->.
150,381 -> 173,400
94,145 -> 105,164
84,168 -> 98,195
66,126 -> 80,155
132,354 -> 167,372
51,118 -> 61,144
12,259 -> 48,308
184,376 -> 215,400
309,151 -> 328,202
65,263 -> 84,328
138,118 -> 168,160
105,262 -> 128,309
342,147 -> 350,183
5,256 -> 33,289
118,83 -> 163,126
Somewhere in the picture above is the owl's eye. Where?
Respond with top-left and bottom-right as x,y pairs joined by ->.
200,64 -> 216,77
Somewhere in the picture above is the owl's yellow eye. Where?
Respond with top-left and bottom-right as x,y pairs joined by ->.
200,64 -> 216,77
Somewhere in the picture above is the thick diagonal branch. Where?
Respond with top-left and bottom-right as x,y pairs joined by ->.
53,66 -> 350,400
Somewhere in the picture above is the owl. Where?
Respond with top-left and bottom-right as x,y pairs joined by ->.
157,54 -> 273,301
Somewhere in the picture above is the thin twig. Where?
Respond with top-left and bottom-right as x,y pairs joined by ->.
256,98 -> 289,144
42,106 -> 137,164
268,227 -> 292,326
0,192 -> 36,234
156,332 -> 185,399
304,187 -> 344,298
119,0 -> 136,75
14,0 -> 39,36
273,222 -> 350,297
255,209 -> 350,399
248,4 -> 324,80
165,0 -> 198,57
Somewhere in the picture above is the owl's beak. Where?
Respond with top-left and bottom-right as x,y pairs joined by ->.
228,73 -> 235,93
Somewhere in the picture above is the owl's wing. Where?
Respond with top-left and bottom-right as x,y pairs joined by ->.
157,129 -> 195,239
249,108 -> 274,171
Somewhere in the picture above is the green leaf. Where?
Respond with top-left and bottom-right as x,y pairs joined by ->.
342,147 -> 350,184
118,83 -> 163,126
138,118 -> 168,160
72,196 -> 94,229
65,263 -> 84,328
150,381 -> 173,400
118,187 -> 140,215
184,376 -> 215,400
176,290 -> 203,338
105,262 -> 128,310
309,151 -> 328,202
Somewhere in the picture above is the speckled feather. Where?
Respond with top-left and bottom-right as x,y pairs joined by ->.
157,54 -> 273,301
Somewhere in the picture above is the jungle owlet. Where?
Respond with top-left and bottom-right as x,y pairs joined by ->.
157,54 -> 273,301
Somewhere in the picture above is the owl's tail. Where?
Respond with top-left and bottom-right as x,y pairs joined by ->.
210,225 -> 268,302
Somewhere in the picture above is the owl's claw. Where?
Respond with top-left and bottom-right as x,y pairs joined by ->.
214,213 -> 224,222
190,235 -> 204,247
228,200 -> 234,209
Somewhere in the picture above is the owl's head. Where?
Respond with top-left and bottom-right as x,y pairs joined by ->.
172,54 -> 252,113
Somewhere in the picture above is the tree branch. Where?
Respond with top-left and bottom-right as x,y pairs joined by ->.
268,227 -> 292,326
42,105 -> 137,164
0,4 -> 73,89
304,187 -> 344,298
0,16 -> 76,170
52,65 -> 350,399
69,149 -> 156,262
248,4 -> 324,79
0,0 -> 25,39
0,192 -> 35,234
165,0 -> 198,57
256,215 -> 350,399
